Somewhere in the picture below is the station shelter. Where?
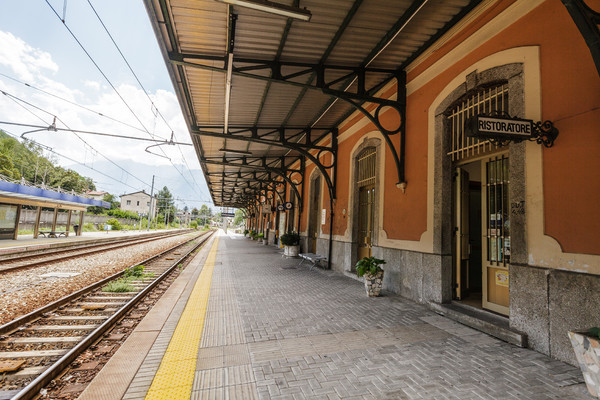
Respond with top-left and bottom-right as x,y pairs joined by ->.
143,0 -> 600,366
0,179 -> 109,240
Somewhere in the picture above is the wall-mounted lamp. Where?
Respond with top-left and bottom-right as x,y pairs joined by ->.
214,0 -> 312,21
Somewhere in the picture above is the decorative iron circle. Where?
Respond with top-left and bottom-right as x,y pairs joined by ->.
288,171 -> 303,185
316,149 -> 336,169
374,103 -> 403,135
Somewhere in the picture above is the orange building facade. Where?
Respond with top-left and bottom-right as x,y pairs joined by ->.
257,0 -> 599,365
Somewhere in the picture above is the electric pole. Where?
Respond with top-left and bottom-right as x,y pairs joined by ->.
148,175 -> 155,232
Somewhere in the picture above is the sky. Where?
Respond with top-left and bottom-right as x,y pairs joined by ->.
0,0 -> 214,209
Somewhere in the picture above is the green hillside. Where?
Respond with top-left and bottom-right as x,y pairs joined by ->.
0,130 -> 95,193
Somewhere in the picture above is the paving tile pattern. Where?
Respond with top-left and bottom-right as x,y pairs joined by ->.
220,235 -> 592,399
126,233 -> 593,399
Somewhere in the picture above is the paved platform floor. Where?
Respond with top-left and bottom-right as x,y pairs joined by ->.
80,231 -> 593,399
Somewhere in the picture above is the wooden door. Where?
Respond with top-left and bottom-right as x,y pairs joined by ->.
482,155 -> 510,315
357,185 -> 375,260
454,168 -> 470,300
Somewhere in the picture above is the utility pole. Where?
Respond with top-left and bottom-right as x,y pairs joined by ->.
148,175 -> 155,232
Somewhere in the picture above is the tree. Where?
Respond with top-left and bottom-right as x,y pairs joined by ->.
198,204 -> 212,226
191,207 -> 199,218
156,186 -> 176,223
0,130 -> 96,192
233,209 -> 244,226
104,194 -> 120,209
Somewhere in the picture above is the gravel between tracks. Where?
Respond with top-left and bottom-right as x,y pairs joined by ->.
0,232 -> 198,325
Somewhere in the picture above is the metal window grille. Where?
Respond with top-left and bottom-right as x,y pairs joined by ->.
356,148 -> 376,187
447,83 -> 509,162
486,155 -> 510,267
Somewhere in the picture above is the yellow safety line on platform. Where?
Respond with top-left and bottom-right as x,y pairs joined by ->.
145,237 -> 219,400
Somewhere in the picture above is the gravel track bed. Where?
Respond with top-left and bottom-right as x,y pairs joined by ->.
0,232 -> 196,325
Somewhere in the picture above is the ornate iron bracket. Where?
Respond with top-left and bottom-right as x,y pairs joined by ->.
561,0 -> 600,77
201,156 -> 304,211
529,121 -> 559,148
194,128 -> 336,203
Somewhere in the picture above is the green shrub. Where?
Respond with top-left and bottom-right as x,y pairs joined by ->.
82,222 -> 96,232
102,279 -> 135,292
124,265 -> 145,278
257,233 -> 264,239
280,232 -> 300,246
105,209 -> 140,220
355,256 -> 386,278
106,218 -> 122,230
190,220 -> 198,229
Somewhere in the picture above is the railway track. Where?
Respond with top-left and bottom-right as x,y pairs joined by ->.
0,230 -> 191,274
0,230 -> 214,400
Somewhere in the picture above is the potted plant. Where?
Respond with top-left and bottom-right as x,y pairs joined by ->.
280,232 -> 300,257
250,230 -> 257,240
356,256 -> 386,297
568,327 -> 600,398
243,229 -> 249,237
257,232 -> 265,243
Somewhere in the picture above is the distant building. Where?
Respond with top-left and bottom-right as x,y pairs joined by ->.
85,190 -> 108,201
120,191 -> 157,218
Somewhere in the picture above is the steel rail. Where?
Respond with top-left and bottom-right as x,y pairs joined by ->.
0,230 -> 188,262
8,230 -> 215,400
0,230 -> 190,274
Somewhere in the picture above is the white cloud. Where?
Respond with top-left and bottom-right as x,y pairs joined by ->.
0,31 -> 204,201
83,80 -> 100,90
0,31 -> 58,82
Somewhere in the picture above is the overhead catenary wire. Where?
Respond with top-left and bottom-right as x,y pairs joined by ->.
85,0 -> 206,199
0,90 -> 152,189
0,120 -> 192,145
0,72 -> 166,138
45,0 -> 207,200
1,129 -> 142,192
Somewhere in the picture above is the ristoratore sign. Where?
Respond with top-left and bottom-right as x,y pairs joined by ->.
465,115 -> 533,141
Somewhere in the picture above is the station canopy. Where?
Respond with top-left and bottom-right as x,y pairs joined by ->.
144,0 -> 480,208
0,180 -> 109,211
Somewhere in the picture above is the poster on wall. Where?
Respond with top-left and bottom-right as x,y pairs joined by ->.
495,270 -> 509,287
0,204 -> 18,229
321,209 -> 326,225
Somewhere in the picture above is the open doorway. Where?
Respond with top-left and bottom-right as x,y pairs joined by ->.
452,154 -> 510,316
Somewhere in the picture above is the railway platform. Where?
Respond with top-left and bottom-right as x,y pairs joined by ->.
0,229 -> 184,256
79,230 -> 593,400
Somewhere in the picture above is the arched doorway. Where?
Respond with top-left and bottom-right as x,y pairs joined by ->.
355,147 -> 377,261
438,65 -> 527,316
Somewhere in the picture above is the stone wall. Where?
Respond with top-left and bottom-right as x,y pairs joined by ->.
511,264 -> 600,366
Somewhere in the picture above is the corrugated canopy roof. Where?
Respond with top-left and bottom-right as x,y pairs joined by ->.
144,0 -> 481,208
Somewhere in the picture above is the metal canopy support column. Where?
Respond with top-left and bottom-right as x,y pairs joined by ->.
33,206 -> 42,239
51,208 -> 58,233
66,210 -> 72,237
13,205 -> 21,240
78,210 -> 84,236
562,0 -> 600,76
